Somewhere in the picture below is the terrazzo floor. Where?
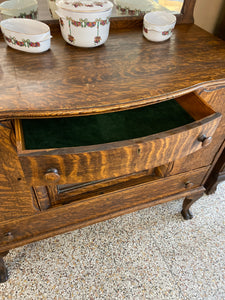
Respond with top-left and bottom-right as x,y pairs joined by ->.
0,181 -> 225,300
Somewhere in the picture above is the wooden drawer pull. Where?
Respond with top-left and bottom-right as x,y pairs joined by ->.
198,134 -> 212,147
185,181 -> 194,189
44,168 -> 60,183
1,232 -> 14,242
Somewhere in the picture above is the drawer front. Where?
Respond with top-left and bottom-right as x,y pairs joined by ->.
0,167 -> 208,250
55,165 -> 209,207
17,114 -> 220,186
14,93 -> 221,186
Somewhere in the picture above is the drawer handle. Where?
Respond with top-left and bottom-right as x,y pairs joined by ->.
44,168 -> 60,183
1,232 -> 14,242
185,181 -> 194,189
198,134 -> 212,147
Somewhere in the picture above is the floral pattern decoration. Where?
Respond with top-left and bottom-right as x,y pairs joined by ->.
67,17 -> 75,43
72,1 -> 107,8
116,5 -> 145,16
162,29 -> 173,36
143,27 -> 148,34
19,9 -> 38,19
143,27 -> 173,36
4,35 -> 40,47
68,17 -> 109,28
68,34 -> 75,43
65,17 -> 109,44
60,17 -> 64,27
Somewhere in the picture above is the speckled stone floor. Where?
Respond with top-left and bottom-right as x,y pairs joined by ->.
0,181 -> 225,300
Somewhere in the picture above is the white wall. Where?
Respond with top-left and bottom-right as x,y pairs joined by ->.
194,0 -> 224,33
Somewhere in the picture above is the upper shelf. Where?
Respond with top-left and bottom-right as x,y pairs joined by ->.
1,23 -> 225,119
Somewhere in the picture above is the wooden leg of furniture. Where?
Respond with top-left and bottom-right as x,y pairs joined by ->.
0,251 -> 9,283
205,173 -> 225,195
205,148 -> 225,194
181,191 -> 204,220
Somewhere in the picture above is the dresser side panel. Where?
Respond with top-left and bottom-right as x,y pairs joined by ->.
169,85 -> 225,175
0,121 -> 39,222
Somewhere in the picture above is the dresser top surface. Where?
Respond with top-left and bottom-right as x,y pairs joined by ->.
1,24 -> 225,118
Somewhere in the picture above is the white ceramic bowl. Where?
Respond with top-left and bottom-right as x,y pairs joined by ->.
143,11 -> 176,42
56,0 -> 113,48
0,0 -> 38,19
0,18 -> 52,53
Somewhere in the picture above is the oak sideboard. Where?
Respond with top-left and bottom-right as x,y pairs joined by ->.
0,22 -> 225,282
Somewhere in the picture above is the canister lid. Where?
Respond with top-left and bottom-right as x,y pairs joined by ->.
56,0 -> 113,12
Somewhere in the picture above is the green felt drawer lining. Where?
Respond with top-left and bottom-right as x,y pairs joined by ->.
21,99 -> 194,150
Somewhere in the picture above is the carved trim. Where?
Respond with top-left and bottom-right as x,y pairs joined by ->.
200,85 -> 225,93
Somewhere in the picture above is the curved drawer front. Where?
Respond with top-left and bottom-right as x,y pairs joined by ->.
14,93 -> 221,186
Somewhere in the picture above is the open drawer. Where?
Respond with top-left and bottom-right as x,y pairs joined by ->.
14,93 -> 221,186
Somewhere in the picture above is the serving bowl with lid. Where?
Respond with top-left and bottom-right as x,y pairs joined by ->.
0,18 -> 52,53
143,11 -> 176,42
55,0 -> 113,48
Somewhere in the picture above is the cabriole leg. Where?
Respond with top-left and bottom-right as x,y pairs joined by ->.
0,251 -> 9,283
181,192 -> 204,220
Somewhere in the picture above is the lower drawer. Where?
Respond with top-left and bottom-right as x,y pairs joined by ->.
0,166 -> 208,250
36,165 -> 209,209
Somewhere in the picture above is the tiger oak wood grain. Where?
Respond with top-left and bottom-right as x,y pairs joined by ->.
0,16 -> 225,281
1,24 -> 225,119
32,186 -> 51,210
0,122 -> 39,222
169,84 -> 225,176
0,169 -> 207,252
58,169 -> 156,205
56,166 -> 208,206
17,113 -> 220,186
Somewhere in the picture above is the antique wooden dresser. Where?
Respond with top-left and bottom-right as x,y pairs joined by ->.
0,0 -> 225,282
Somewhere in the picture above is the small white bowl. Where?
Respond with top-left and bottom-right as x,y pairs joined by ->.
0,18 -> 52,53
143,11 -> 176,42
56,0 -> 113,48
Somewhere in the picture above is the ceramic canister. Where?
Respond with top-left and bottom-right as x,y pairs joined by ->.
143,11 -> 176,42
55,0 -> 113,48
